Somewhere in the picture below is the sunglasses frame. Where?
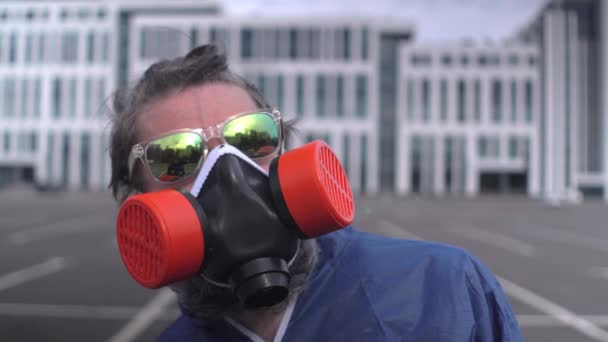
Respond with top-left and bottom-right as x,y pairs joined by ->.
127,108 -> 283,184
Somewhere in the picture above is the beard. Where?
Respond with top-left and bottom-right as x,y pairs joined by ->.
169,238 -> 319,321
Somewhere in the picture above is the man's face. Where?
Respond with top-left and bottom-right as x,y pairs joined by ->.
135,82 -> 273,193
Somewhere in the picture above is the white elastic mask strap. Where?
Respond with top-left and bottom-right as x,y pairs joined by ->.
190,144 -> 269,198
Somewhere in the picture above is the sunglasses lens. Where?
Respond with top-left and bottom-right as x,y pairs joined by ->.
145,132 -> 204,182
223,112 -> 279,158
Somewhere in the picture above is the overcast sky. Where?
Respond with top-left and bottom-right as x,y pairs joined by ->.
220,0 -> 547,43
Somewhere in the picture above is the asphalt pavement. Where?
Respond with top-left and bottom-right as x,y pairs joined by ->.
1,185 -> 607,341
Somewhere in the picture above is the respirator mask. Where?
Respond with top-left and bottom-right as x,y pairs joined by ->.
116,140 -> 354,309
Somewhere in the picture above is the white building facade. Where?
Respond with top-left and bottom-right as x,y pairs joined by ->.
396,44 -> 540,197
0,0 -> 607,202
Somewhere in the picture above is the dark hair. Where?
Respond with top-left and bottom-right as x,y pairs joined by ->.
109,44 -> 296,202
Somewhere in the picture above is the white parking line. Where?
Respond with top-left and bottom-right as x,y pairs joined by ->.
498,276 -> 608,341
376,219 -> 423,240
448,226 -> 536,257
519,224 -> 608,253
107,288 -> 176,342
8,214 -> 107,245
518,315 -> 608,327
0,302 -> 179,320
0,257 -> 72,292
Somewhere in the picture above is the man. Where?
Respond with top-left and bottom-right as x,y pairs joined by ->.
109,44 -> 523,341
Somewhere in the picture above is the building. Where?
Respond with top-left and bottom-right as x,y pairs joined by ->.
396,43 -> 540,197
0,0 -> 607,203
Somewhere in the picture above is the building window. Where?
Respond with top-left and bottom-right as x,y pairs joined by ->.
343,28 -> 351,60
241,28 -> 253,59
457,79 -> 466,122
421,79 -> 430,122
491,79 -> 502,122
461,55 -> 469,66
296,75 -> 304,117
525,80 -> 533,122
355,75 -> 367,118
257,75 -> 266,96
528,55 -> 536,66
69,79 -> 77,117
336,75 -> 344,117
52,78 -> 62,118
361,27 -> 369,60
80,132 -> 90,188
102,32 -> 110,62
61,32 -> 79,63
4,78 -> 16,117
342,134 -> 350,178
510,80 -> 517,122
411,54 -> 431,66
509,136 -> 518,158
9,32 -> 17,63
406,79 -> 414,121
25,33 -> 33,63
86,31 -> 95,62
289,28 -> 297,59
316,75 -> 326,117
37,32 -> 45,62
441,54 -> 452,66
478,136 -> 487,158
20,79 -> 29,118
84,78 -> 92,118
360,134 -> 368,193
61,132 -> 70,186
478,55 -> 487,66
276,75 -> 284,110
33,78 -> 41,118
440,79 -> 448,121
3,132 -> 10,153
508,54 -> 519,65
29,132 -> 37,152
474,79 -> 481,122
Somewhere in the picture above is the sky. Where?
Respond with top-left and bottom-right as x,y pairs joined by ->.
220,0 -> 547,43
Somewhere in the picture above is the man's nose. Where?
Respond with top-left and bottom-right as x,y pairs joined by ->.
206,137 -> 223,151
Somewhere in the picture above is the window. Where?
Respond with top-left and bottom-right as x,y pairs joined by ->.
241,28 -> 253,59
20,79 -> 29,118
33,79 -> 41,118
289,28 -> 297,59
257,75 -> 266,97
406,79 -> 414,121
80,132 -> 90,188
316,75 -> 326,117
37,32 -> 45,62
86,31 -> 95,62
491,79 -> 502,122
510,80 -> 517,122
440,79 -> 448,121
528,55 -> 536,66
509,136 -> 518,158
478,55 -> 487,66
474,80 -> 481,122
342,134 -> 350,177
411,54 -> 431,66
360,134 -> 368,193
421,79 -> 430,122
525,80 -> 533,122
102,33 -> 109,62
61,32 -> 78,63
478,136 -> 487,158
355,75 -> 367,118
69,79 -> 77,117
441,54 -> 452,66
336,75 -> 344,117
296,75 -> 304,117
457,80 -> 466,122
508,54 -> 519,65
4,79 -> 16,117
461,55 -> 469,66
52,78 -> 62,118
84,78 -> 92,118
29,132 -> 37,152
61,132 -> 70,186
276,75 -> 284,110
9,32 -> 17,63
25,33 -> 33,63
361,27 -> 369,60
3,132 -> 10,153
98,78 -> 106,116
343,28 -> 351,60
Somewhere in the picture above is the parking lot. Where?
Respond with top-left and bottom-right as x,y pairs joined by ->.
1,186 -> 608,341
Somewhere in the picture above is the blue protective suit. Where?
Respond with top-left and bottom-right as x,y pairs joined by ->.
158,227 -> 523,341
